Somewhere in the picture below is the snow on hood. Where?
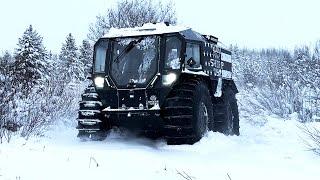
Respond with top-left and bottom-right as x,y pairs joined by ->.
104,23 -> 190,38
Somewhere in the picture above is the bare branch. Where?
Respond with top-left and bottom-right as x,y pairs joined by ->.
89,156 -> 99,168
88,0 -> 177,43
176,169 -> 193,180
299,124 -> 320,155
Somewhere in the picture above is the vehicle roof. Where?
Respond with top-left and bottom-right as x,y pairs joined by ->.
104,23 -> 206,42
103,23 -> 226,49
104,23 -> 190,38
180,29 -> 206,42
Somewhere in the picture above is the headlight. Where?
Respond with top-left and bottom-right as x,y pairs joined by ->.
162,73 -> 177,86
94,76 -> 104,88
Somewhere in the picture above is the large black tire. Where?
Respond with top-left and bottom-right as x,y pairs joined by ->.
162,80 -> 214,145
213,88 -> 239,135
77,84 -> 109,141
228,89 -> 240,136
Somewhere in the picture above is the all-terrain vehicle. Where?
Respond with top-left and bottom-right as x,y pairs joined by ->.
77,23 -> 239,144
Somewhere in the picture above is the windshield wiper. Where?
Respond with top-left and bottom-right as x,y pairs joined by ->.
113,37 -> 144,63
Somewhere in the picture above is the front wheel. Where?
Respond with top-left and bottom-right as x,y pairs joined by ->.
77,84 -> 110,141
193,84 -> 214,139
162,80 -> 214,144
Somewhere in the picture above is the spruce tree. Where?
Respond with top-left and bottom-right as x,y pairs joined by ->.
79,39 -> 93,76
14,25 -> 48,92
0,51 -> 13,79
1,51 -> 12,66
59,33 -> 84,82
0,51 -> 15,137
312,41 -> 320,87
293,46 -> 313,85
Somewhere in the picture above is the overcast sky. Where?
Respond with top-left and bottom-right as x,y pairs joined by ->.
1,0 -> 320,54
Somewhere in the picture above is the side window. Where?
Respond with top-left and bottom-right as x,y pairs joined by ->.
186,43 -> 200,68
165,36 -> 182,69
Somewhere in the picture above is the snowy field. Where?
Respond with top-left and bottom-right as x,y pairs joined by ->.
1,94 -> 319,180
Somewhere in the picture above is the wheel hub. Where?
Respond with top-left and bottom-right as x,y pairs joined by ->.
199,102 -> 209,134
227,105 -> 234,134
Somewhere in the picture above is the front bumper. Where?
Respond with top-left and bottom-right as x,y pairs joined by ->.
101,106 -> 163,130
102,106 -> 161,116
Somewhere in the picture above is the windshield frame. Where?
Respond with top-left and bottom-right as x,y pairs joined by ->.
93,39 -> 109,74
108,35 -> 160,89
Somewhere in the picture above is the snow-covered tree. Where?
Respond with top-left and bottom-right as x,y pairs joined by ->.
13,25 -> 48,93
231,43 -> 320,121
0,51 -> 14,80
1,51 -> 14,66
311,41 -> 320,87
79,39 -> 93,76
0,51 -> 17,143
59,33 -> 84,82
293,46 -> 312,80
59,33 -> 78,67
88,0 -> 177,42
313,40 -> 320,61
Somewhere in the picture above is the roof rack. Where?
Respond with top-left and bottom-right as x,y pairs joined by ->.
203,35 -> 218,44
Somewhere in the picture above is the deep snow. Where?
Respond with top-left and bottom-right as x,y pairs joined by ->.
0,93 -> 319,180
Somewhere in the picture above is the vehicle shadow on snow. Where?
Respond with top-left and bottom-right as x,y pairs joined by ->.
78,128 -> 168,150
76,128 -> 241,153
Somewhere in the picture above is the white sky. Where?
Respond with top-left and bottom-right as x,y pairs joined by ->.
1,0 -> 320,54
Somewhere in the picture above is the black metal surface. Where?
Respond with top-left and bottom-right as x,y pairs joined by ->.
180,29 -> 206,42
118,89 -> 146,108
106,113 -> 163,131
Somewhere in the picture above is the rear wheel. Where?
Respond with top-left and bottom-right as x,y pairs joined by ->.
228,89 -> 240,135
77,84 -> 109,140
162,80 -> 214,144
213,88 -> 239,135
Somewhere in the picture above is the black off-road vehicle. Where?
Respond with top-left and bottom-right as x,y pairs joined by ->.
77,23 -> 239,144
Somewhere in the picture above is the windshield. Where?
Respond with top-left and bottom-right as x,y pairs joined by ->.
110,36 -> 158,87
94,40 -> 108,73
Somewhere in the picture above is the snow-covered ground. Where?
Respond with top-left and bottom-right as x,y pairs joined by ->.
0,93 -> 319,180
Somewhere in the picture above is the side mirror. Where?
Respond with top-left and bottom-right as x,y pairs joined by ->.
187,57 -> 196,67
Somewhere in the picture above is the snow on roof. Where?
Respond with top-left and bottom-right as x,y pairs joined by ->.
104,23 -> 190,38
